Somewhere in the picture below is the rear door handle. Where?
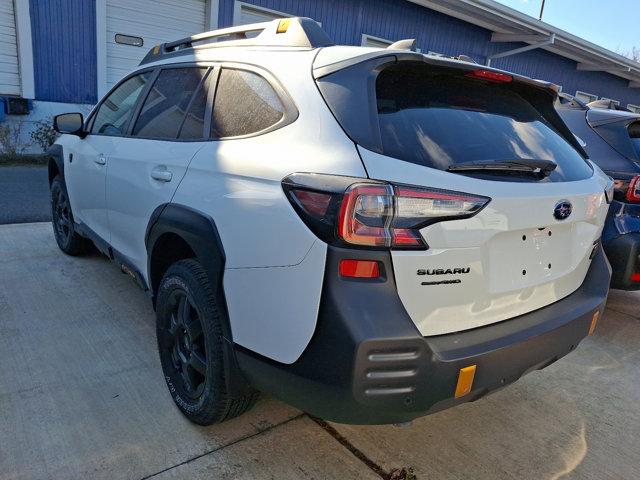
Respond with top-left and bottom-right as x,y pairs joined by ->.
94,154 -> 106,165
150,168 -> 173,182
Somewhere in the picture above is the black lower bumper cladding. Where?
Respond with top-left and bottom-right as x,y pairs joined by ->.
604,232 -> 640,290
236,244 -> 611,425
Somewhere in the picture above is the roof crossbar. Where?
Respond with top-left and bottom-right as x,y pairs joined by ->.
140,17 -> 333,65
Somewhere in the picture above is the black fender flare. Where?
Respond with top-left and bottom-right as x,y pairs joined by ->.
47,144 -> 64,185
146,203 -> 226,310
145,203 -> 252,395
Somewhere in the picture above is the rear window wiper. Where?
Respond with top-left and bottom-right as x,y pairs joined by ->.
447,159 -> 557,177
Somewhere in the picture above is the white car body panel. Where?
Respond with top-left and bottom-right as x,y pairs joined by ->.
223,240 -> 327,363
105,138 -> 206,277
171,49 -> 366,270
360,147 -> 610,336
58,135 -> 110,242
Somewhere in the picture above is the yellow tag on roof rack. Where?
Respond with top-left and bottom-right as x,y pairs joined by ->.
277,18 -> 291,34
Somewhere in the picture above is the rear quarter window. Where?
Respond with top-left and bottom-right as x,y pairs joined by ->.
211,69 -> 286,138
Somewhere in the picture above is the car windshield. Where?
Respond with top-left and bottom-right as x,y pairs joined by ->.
376,64 -> 592,180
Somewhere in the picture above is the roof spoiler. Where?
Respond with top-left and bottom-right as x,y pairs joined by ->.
139,17 -> 334,66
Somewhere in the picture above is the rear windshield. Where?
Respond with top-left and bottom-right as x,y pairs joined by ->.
629,122 -> 640,159
375,64 -> 592,180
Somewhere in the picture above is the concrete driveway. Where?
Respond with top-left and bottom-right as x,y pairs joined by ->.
1,222 -> 639,480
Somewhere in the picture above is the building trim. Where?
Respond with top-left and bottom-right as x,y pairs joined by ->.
360,33 -> 394,47
95,0 -> 107,99
600,98 -> 620,106
206,0 -> 220,29
14,0 -> 34,98
487,33 -> 555,66
575,90 -> 598,103
411,0 -> 640,85
232,1 -> 290,25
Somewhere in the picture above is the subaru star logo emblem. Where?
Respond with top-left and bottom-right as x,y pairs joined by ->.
553,200 -> 572,221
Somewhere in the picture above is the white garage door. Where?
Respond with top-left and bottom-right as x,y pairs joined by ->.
0,0 -> 20,96
233,3 -> 288,26
106,0 -> 206,87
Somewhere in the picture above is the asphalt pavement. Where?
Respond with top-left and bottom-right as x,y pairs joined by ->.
0,166 -> 51,225
1,222 -> 639,480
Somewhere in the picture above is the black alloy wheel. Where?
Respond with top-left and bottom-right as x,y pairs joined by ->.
156,259 -> 259,425
162,289 -> 208,399
50,176 -> 86,255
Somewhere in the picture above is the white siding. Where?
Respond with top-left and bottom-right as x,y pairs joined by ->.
0,0 -> 20,96
106,0 -> 206,87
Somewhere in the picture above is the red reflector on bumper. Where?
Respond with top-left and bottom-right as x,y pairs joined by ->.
339,260 -> 380,278
631,273 -> 640,282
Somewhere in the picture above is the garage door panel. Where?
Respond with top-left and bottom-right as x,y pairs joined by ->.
0,72 -> 20,87
0,31 -> 16,43
106,23 -> 203,41
0,0 -> 20,96
108,1 -> 204,21
107,11 -> 205,32
106,0 -> 205,88
0,54 -> 18,65
0,3 -> 14,14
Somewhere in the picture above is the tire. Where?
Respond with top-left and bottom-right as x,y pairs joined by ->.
156,259 -> 258,425
50,175 -> 86,256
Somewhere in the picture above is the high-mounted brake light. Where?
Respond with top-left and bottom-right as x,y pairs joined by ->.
467,69 -> 513,83
625,176 -> 640,203
282,174 -> 490,251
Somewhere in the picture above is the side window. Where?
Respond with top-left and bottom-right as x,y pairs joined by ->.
179,71 -> 214,140
212,69 -> 285,138
91,72 -> 153,135
133,67 -> 208,139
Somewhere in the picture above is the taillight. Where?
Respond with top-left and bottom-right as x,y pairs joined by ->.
283,173 -> 490,250
612,175 -> 640,203
625,176 -> 640,202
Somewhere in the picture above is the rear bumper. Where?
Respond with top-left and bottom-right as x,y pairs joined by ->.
603,232 -> 640,290
236,244 -> 611,425
602,200 -> 640,290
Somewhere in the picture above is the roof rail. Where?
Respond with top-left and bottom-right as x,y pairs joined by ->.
139,17 -> 333,65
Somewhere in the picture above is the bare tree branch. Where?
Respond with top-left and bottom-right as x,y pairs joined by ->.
617,46 -> 640,63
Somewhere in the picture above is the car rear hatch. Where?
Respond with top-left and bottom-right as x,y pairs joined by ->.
314,50 -> 611,336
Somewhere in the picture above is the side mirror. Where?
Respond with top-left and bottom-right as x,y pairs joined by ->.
53,113 -> 86,138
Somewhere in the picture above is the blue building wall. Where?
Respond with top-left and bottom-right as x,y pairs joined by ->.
218,0 -> 491,59
25,0 -> 640,106
30,0 -> 97,104
218,0 -> 640,106
489,43 -> 640,107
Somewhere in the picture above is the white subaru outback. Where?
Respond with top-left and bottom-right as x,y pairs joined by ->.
50,18 -> 613,425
